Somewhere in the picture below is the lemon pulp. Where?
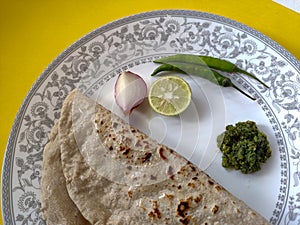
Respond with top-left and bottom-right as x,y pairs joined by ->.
148,76 -> 192,116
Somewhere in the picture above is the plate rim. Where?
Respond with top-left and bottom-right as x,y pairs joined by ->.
2,9 -> 300,224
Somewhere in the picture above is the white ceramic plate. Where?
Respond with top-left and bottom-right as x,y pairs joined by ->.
2,10 -> 300,225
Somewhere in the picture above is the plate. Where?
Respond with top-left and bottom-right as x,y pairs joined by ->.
2,10 -> 300,225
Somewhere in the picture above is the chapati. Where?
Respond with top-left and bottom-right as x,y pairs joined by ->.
40,122 -> 91,225
41,89 -> 269,224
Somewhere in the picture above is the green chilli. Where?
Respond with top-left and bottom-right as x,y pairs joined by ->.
153,54 -> 269,88
151,64 -> 185,76
151,61 -> 256,101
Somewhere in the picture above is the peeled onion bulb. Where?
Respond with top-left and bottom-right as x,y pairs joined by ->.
114,71 -> 147,115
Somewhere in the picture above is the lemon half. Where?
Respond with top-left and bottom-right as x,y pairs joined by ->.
148,76 -> 192,116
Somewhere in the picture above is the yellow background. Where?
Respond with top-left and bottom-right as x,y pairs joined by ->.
0,0 -> 299,223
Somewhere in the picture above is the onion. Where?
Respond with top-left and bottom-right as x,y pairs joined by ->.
114,71 -> 147,115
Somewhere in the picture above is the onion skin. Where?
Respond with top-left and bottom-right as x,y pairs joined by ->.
114,71 -> 147,115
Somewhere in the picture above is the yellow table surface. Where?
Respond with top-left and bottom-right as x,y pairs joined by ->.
1,0 -> 299,223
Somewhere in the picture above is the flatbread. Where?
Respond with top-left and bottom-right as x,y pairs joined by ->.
40,122 -> 91,225
55,89 -> 269,224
